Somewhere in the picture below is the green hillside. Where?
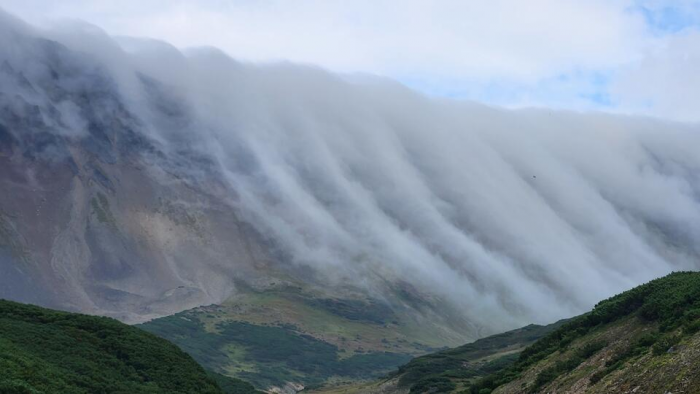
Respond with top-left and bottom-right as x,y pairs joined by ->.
138,284 -> 454,391
469,271 -> 700,394
0,299 -> 260,394
308,321 -> 563,394
314,271 -> 700,394
393,320 -> 566,393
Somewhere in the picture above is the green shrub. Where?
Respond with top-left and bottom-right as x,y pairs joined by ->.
636,332 -> 660,347
469,272 -> 700,394
0,299 -> 233,394
588,370 -> 606,385
652,334 -> 681,356
528,341 -> 606,393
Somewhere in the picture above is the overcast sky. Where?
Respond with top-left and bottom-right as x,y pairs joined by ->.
2,0 -> 699,121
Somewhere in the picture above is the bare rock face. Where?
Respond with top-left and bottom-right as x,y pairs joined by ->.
0,31 -> 275,323
0,16 -> 477,340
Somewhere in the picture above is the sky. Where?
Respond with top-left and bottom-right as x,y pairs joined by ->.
1,0 -> 699,121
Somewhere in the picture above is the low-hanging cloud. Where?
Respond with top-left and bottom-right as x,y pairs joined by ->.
3,9 -> 700,334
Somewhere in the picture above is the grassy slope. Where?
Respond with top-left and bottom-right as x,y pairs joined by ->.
308,321 -> 564,394
0,299 -> 260,394
315,271 -> 700,394
492,315 -> 700,394
470,271 -> 700,394
308,379 -> 406,394
392,320 -> 566,393
139,285 -> 449,391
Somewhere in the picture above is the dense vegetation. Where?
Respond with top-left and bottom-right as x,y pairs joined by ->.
140,313 -> 412,389
469,271 -> 700,393
207,371 -> 264,394
393,321 -> 565,393
0,299 -> 258,393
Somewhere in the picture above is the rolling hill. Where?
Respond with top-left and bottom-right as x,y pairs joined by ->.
0,299 -> 260,394
138,283 -> 454,392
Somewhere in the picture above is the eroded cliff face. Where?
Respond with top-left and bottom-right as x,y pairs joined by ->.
0,26 -> 468,339
0,30 -> 278,323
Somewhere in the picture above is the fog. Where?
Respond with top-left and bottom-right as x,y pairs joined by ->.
3,9 -> 700,331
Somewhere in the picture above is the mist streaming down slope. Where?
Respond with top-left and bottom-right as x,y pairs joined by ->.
1,9 -> 699,334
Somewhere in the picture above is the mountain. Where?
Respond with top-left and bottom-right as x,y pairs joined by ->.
0,298 -> 260,394
0,14 -> 270,323
348,271 -> 700,394
0,9 -> 479,345
1,7 -> 700,387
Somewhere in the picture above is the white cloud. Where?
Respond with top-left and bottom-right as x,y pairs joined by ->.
0,2 -> 647,91
611,29 -> 700,121
1,1 -> 699,119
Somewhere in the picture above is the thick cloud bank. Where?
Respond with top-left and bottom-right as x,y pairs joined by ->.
3,10 -> 700,332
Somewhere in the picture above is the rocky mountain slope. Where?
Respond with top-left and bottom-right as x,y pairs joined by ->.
0,298 -> 260,394
0,17 -> 275,323
0,9 -> 478,345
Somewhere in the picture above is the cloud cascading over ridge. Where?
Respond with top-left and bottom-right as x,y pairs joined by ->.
1,8 -> 700,334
